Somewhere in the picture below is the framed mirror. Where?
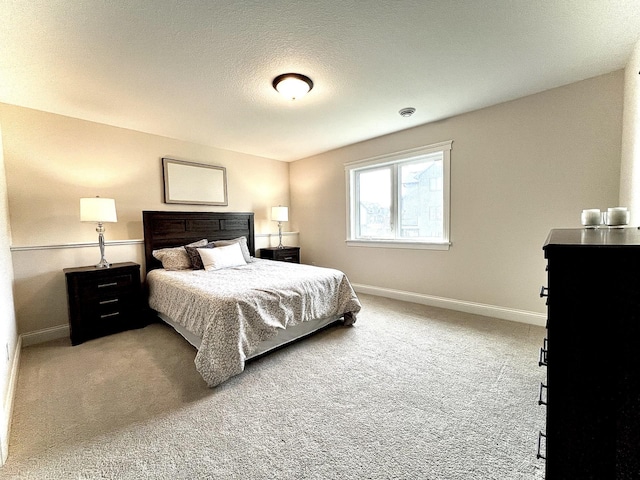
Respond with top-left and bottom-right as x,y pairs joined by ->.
162,158 -> 228,206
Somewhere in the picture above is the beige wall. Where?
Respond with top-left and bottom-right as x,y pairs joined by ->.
0,104 -> 293,335
0,70 -> 627,337
290,71 -> 624,317
0,122 -> 19,463
620,39 -> 640,220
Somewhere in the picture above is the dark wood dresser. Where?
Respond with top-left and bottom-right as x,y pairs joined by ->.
64,262 -> 146,345
259,246 -> 300,264
540,228 -> 640,479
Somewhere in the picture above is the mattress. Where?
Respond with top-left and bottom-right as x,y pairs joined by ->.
147,259 -> 361,386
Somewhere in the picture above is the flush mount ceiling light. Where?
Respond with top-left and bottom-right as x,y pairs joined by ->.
272,73 -> 313,100
399,107 -> 416,117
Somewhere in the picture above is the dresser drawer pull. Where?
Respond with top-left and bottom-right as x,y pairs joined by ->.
538,338 -> 548,367
536,431 -> 547,460
100,312 -> 120,319
283,256 -> 293,260
99,298 -> 119,305
98,282 -> 118,288
538,383 -> 548,406
539,286 -> 549,298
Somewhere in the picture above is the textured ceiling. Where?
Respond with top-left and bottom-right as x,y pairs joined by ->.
1,1 -> 639,162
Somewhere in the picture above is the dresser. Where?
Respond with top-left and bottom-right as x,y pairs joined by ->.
540,228 -> 640,479
64,262 -> 146,345
259,246 -> 300,264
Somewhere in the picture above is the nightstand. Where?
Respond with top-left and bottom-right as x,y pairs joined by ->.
64,262 -> 146,345
259,246 -> 300,264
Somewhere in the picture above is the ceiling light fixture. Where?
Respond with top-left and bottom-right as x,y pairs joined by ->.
272,73 -> 313,100
399,107 -> 416,117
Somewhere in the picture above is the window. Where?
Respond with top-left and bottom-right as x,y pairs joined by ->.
345,141 -> 451,250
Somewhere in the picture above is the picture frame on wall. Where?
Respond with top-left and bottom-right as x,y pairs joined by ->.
162,158 -> 228,206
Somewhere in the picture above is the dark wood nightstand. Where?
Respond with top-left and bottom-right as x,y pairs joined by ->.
259,246 -> 300,264
64,262 -> 146,345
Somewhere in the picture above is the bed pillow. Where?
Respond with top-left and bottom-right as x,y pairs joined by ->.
212,236 -> 251,262
185,242 -> 215,270
152,239 -> 208,270
198,242 -> 247,271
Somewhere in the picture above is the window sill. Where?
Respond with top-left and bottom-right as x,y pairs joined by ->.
345,240 -> 451,251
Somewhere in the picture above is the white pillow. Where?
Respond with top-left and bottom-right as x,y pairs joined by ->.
213,236 -> 252,262
198,242 -> 247,271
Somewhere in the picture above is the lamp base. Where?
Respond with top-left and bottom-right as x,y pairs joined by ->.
96,227 -> 111,268
277,222 -> 284,248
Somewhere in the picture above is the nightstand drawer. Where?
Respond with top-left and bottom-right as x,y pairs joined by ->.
260,247 -> 300,264
83,307 -> 134,328
80,273 -> 136,298
79,292 -> 138,318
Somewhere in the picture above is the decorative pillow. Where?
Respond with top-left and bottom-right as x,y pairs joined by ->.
213,236 -> 251,262
152,239 -> 208,270
185,242 -> 215,269
198,242 -> 247,271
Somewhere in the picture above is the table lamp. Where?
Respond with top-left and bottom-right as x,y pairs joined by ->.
80,197 -> 117,268
271,206 -> 288,249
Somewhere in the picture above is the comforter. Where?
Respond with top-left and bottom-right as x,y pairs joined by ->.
147,259 -> 361,386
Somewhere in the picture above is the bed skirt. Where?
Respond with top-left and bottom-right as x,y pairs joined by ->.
158,312 -> 346,360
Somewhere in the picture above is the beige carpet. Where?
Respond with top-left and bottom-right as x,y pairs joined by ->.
3,294 -> 546,479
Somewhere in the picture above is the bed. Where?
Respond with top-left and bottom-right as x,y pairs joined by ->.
142,210 -> 362,387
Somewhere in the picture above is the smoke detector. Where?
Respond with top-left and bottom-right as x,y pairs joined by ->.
399,107 -> 416,117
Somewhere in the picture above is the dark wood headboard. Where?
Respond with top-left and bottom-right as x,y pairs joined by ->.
142,211 -> 255,274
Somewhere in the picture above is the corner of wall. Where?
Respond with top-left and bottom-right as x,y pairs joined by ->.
0,336 -> 21,466
0,113 -> 20,467
619,38 -> 640,221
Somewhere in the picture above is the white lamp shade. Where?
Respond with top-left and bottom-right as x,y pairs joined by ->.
80,197 -> 117,223
271,206 -> 289,222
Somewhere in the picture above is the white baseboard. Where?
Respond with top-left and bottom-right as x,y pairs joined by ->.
21,324 -> 69,347
18,290 -> 545,348
352,283 -> 546,327
1,336 -> 22,465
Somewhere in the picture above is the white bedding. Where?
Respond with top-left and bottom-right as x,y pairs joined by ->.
147,259 -> 361,386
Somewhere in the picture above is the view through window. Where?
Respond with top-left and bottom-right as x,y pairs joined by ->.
346,141 -> 451,249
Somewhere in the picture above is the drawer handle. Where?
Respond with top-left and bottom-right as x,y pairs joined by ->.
283,256 -> 293,260
100,312 -> 120,319
537,431 -> 547,460
98,282 -> 118,288
538,338 -> 548,367
538,383 -> 548,406
539,286 -> 549,298
99,298 -> 119,305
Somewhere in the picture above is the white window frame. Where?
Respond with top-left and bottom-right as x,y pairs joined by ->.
345,140 -> 452,250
